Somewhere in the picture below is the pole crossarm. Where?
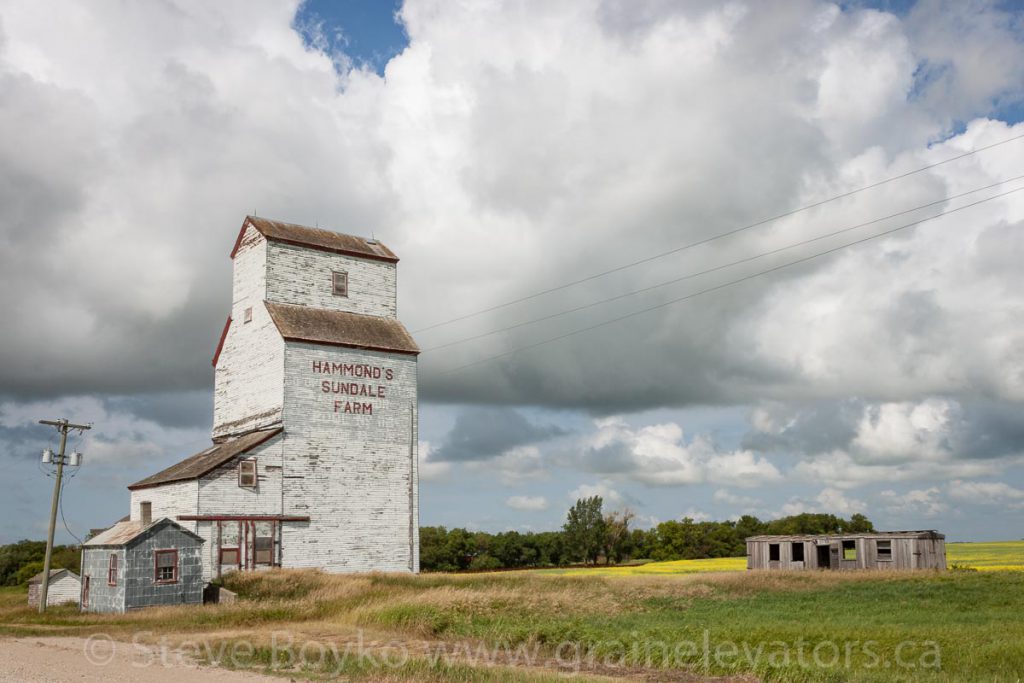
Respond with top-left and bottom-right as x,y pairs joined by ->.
36,417 -> 91,613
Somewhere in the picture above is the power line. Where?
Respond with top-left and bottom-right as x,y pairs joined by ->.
413,131 -> 1024,334
430,185 -> 1024,376
421,173 -> 1024,353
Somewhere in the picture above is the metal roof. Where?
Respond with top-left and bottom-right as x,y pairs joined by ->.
84,518 -> 204,548
232,216 -> 399,263
127,427 -> 283,490
266,301 -> 420,355
28,568 -> 78,584
745,530 -> 944,542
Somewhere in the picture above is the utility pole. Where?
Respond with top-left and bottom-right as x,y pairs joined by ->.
37,418 -> 90,613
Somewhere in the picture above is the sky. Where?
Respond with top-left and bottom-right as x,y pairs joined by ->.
1,0 -> 1024,545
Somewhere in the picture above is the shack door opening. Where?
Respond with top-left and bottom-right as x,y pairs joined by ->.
816,544 -> 832,569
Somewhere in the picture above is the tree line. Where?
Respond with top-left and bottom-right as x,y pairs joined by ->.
0,540 -> 80,586
420,496 -> 874,571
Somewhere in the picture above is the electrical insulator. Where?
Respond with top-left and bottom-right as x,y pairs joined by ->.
41,448 -> 53,464
69,451 -> 82,467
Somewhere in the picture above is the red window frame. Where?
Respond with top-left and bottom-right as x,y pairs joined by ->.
219,547 -> 240,566
154,549 -> 179,584
107,553 -> 118,586
238,459 -> 257,488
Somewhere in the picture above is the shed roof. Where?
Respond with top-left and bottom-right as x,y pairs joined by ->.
745,530 -> 944,542
232,216 -> 398,263
28,568 -> 79,584
83,517 -> 204,548
127,427 -> 283,491
266,301 -> 420,355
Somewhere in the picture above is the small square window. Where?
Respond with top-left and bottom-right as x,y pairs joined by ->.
243,307 -> 253,323
254,536 -> 274,565
220,547 -> 239,566
876,540 -> 892,560
238,459 -> 257,488
842,540 -> 857,561
768,543 -> 780,562
332,271 -> 348,297
154,549 -> 178,584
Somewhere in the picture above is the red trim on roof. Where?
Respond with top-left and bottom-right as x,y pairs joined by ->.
228,216 -> 252,260
211,316 -> 231,368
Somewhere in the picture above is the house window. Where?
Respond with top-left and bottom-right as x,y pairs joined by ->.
238,459 -> 257,488
107,554 -> 118,586
842,540 -> 857,561
254,535 -> 274,565
768,543 -> 780,562
332,270 -> 348,297
877,540 -> 892,561
82,576 -> 90,607
154,549 -> 178,584
219,547 -> 239,566
243,307 -> 253,324
791,542 -> 805,562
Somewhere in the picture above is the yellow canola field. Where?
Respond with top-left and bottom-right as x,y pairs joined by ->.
544,540 -> 1023,576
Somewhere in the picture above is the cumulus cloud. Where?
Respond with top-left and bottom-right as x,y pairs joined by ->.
0,1 -> 1022,416
569,480 -> 628,508
417,441 -> 452,482
575,417 -> 781,488
779,488 -> 868,517
879,487 -> 947,518
505,495 -> 548,511
947,480 -> 1024,508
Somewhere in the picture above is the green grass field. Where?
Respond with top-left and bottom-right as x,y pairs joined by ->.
0,543 -> 1021,682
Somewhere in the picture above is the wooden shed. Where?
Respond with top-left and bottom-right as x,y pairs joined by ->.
745,531 -> 946,571
27,568 -> 80,607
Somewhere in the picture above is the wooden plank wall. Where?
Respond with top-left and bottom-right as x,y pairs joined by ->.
746,537 -> 946,571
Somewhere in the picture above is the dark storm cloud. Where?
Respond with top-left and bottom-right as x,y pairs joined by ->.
104,391 -> 213,431
433,407 -> 567,462
742,398 -> 1024,462
742,400 -> 863,454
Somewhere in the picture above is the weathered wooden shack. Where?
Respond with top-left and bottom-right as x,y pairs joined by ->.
746,531 -> 946,570
27,568 -> 80,607
80,516 -> 204,613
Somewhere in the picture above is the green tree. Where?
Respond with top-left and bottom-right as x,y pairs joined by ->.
602,508 -> 636,564
563,496 -> 606,565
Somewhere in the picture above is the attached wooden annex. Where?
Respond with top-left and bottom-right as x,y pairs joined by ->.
745,531 -> 946,571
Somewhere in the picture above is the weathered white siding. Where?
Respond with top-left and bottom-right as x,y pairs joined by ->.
29,573 -> 81,607
266,241 -> 397,318
280,341 -> 418,573
213,226 -> 284,439
129,481 -> 198,528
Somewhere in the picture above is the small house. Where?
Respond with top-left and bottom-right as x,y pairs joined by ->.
746,531 -> 946,571
27,568 -> 81,607
80,513 -> 204,613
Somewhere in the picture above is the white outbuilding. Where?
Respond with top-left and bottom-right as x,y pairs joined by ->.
27,568 -> 80,607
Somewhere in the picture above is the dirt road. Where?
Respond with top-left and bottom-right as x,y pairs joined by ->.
0,636 -> 283,682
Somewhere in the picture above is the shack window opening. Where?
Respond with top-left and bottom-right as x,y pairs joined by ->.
238,459 -> 257,488
791,542 -> 804,562
332,270 -> 348,297
842,540 -> 857,561
876,540 -> 892,561
220,547 -> 239,566
243,307 -> 253,324
107,554 -> 118,586
154,549 -> 178,584
768,543 -> 780,562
